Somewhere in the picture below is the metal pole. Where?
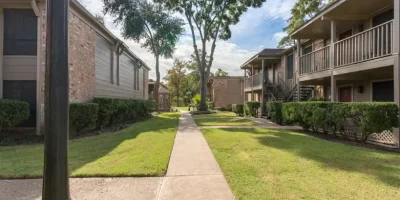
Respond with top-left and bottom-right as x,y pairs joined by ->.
42,0 -> 70,199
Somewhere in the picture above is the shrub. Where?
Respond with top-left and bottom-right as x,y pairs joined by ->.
0,99 -> 30,132
215,107 -> 227,111
232,104 -> 244,116
93,97 -> 154,129
308,97 -> 327,101
282,102 -> 300,125
266,102 -> 283,125
206,102 -> 214,110
347,102 -> 399,142
69,103 -> 99,134
244,102 -> 261,118
192,94 -> 201,109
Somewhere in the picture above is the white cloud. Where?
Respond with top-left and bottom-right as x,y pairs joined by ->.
273,32 -> 288,42
77,0 -> 289,79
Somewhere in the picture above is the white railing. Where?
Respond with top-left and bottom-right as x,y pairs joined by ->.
300,45 -> 330,75
334,20 -> 393,68
244,72 -> 263,90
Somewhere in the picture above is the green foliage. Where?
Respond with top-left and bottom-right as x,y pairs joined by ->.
266,102 -> 283,125
282,102 -> 399,142
93,97 -> 154,129
244,102 -> 261,118
278,0 -> 333,48
157,0 -> 266,111
0,99 -> 30,132
164,59 -> 189,107
232,104 -> 244,117
308,96 -> 327,101
206,102 -> 214,110
214,68 -> 229,77
69,103 -> 99,134
348,102 -> 399,141
191,94 -> 201,108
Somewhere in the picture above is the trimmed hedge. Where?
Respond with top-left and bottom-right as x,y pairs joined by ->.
0,99 -> 30,132
232,104 -> 244,116
93,97 -> 154,129
266,102 -> 283,125
281,101 -> 399,142
69,103 -> 99,134
244,102 -> 261,118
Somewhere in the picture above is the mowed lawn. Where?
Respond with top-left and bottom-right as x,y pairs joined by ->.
0,112 -> 180,179
202,128 -> 400,200
193,111 -> 257,126
175,107 -> 189,111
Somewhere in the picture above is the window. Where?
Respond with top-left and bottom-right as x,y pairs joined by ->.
287,54 -> 294,79
4,9 -> 37,55
303,45 -> 312,55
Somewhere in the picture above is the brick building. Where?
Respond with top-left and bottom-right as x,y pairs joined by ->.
208,76 -> 244,110
0,0 -> 150,134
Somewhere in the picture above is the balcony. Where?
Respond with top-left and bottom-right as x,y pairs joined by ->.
244,72 -> 263,91
300,20 -> 394,76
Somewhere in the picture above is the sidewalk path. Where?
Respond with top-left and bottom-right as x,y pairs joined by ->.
157,111 -> 235,200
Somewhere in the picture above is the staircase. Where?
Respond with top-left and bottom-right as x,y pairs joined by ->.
264,71 -> 314,102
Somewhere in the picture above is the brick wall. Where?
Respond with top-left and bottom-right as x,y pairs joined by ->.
211,77 -> 244,109
68,12 -> 96,103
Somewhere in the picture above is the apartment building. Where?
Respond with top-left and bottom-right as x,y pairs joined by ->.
0,0 -> 150,134
241,0 -> 399,146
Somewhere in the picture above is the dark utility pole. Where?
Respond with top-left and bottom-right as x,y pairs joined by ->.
42,0 -> 70,199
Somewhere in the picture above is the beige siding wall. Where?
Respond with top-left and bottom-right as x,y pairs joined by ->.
3,56 -> 37,80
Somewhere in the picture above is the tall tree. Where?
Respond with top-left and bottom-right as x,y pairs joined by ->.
214,68 -> 228,77
163,59 -> 188,107
278,0 -> 333,48
157,0 -> 266,111
102,0 -> 184,112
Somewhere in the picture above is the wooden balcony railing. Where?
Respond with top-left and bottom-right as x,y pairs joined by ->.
334,20 -> 393,68
244,72 -> 263,91
300,45 -> 330,75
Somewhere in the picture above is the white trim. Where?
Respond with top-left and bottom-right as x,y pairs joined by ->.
337,84 -> 353,102
370,78 -> 394,101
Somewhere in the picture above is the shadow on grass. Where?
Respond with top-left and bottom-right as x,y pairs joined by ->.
222,128 -> 400,188
0,112 -> 180,179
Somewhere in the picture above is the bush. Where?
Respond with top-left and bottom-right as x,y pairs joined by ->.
281,101 -> 399,142
69,103 -> 99,134
244,102 -> 261,118
93,97 -> 154,129
232,104 -> 244,116
0,99 -> 30,132
266,102 -> 283,125
206,102 -> 214,110
192,94 -> 201,109
308,97 -> 327,101
348,102 -> 399,141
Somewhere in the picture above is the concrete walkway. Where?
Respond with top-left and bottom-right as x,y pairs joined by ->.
0,112 -> 235,200
157,111 -> 235,200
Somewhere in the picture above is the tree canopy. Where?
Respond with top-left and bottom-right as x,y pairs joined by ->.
102,0 -> 184,112
278,0 -> 333,48
214,68 -> 229,77
163,59 -> 188,107
156,0 -> 266,110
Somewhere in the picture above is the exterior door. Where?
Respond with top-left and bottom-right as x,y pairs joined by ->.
3,81 -> 37,127
372,80 -> 394,102
339,86 -> 352,102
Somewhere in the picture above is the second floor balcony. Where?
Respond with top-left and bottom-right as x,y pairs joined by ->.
300,20 -> 394,76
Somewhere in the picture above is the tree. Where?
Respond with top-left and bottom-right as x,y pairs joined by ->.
94,13 -> 105,25
278,0 -> 333,48
102,0 -> 184,112
214,68 -> 228,77
157,0 -> 266,111
164,59 -> 188,107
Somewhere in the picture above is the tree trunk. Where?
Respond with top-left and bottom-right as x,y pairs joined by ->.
199,69 -> 207,111
154,55 -> 160,113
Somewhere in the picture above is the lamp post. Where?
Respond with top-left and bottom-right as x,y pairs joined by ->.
42,0 -> 70,199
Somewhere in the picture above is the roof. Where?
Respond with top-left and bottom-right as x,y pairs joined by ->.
148,80 -> 171,94
240,48 -> 285,69
70,0 -> 151,70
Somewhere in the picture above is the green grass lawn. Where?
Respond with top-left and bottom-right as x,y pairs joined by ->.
194,117 -> 257,126
175,107 -> 189,111
202,128 -> 400,200
0,112 -> 180,179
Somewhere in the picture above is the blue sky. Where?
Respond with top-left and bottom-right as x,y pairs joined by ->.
78,0 -> 296,78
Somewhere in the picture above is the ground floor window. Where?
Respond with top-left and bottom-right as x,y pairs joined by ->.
372,80 -> 394,102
